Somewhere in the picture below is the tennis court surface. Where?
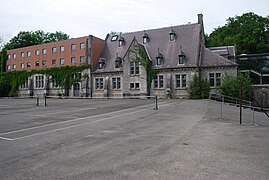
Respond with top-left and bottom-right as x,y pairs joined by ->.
1,98 -> 269,179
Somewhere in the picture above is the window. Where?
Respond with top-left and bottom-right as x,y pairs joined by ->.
112,77 -> 121,89
21,63 -> 24,69
8,54 -> 11,59
118,37 -> 125,47
115,57 -> 122,68
178,55 -> 185,64
12,64 -> 16,70
36,61 -> 40,67
156,53 -> 164,65
80,43 -> 85,49
27,62 -> 31,68
130,62 -> 139,75
154,75 -> 164,89
13,53 -> 16,59
52,59 -> 56,65
21,52 -> 25,58
42,49 -> 47,55
36,50 -> 40,56
52,47 -> 57,54
71,44 -> 76,51
71,57 -> 76,64
51,76 -> 59,88
130,82 -> 140,89
111,35 -> 118,41
7,65 -> 10,70
21,78 -> 28,89
209,73 -> 222,87
60,58 -> 64,65
42,60 -> 46,67
98,59 -> 105,69
80,56 -> 85,63
143,32 -> 149,44
35,75 -> 44,89
95,78 -> 104,89
169,29 -> 176,41
60,46 -> 64,52
27,51 -> 31,57
175,74 -> 187,88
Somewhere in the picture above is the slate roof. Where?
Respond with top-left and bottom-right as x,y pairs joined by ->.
93,20 -> 237,73
201,46 -> 237,67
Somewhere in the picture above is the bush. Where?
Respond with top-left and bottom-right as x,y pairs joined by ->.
188,73 -> 210,99
218,73 -> 253,99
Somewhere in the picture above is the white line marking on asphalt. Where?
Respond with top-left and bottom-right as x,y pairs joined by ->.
0,101 -> 178,141
0,102 -> 170,136
0,136 -> 14,141
12,108 -> 148,140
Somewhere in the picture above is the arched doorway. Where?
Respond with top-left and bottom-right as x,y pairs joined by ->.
73,83 -> 80,97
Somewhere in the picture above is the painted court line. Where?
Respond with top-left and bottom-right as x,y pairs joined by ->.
0,101 -> 168,136
0,101 -> 178,141
11,108 -> 148,140
0,136 -> 14,141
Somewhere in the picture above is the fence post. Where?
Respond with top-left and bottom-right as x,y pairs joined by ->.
154,96 -> 158,110
252,102 -> 255,125
36,95 -> 39,106
221,95 -> 223,119
45,95 -> 47,107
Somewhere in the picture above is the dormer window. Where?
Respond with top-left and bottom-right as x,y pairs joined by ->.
115,56 -> 122,68
118,37 -> 125,47
156,49 -> 164,65
142,32 -> 150,44
169,28 -> 177,41
178,47 -> 185,64
98,58 -> 106,69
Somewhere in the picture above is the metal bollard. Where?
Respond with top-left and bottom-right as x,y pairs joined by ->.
36,95 -> 39,106
154,96 -> 158,110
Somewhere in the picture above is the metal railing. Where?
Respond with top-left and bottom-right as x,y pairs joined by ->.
209,93 -> 269,124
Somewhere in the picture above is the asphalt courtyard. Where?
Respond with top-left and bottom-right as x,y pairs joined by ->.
0,97 -> 269,180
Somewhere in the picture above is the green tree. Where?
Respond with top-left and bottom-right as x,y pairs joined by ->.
188,73 -> 210,99
206,12 -> 269,54
219,73 -> 253,99
4,30 -> 69,50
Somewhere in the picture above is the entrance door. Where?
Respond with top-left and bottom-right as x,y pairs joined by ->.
73,83 -> 80,97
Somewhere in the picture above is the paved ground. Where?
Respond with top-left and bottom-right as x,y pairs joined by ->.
0,98 -> 269,180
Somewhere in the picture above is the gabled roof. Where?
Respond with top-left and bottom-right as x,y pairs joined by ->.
201,46 -> 238,67
94,23 -> 201,72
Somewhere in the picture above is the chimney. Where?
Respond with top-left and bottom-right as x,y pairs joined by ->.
198,14 -> 203,24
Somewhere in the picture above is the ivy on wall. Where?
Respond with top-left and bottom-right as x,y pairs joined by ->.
129,41 -> 159,95
0,65 -> 90,97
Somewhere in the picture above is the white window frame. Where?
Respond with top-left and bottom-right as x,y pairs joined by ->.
95,78 -> 104,90
209,72 -> 222,87
154,75 -> 164,89
175,74 -> 187,89
35,75 -> 44,89
112,77 -> 121,90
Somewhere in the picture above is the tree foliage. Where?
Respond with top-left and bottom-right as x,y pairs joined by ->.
218,73 -> 253,99
4,30 -> 69,50
206,12 -> 269,54
188,73 -> 210,99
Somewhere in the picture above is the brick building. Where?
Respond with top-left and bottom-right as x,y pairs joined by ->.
6,35 -> 104,71
5,35 -> 104,97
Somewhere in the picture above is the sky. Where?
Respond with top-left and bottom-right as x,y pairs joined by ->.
0,0 -> 268,44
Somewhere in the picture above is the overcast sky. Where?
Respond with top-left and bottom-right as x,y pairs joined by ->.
1,0 -> 268,44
